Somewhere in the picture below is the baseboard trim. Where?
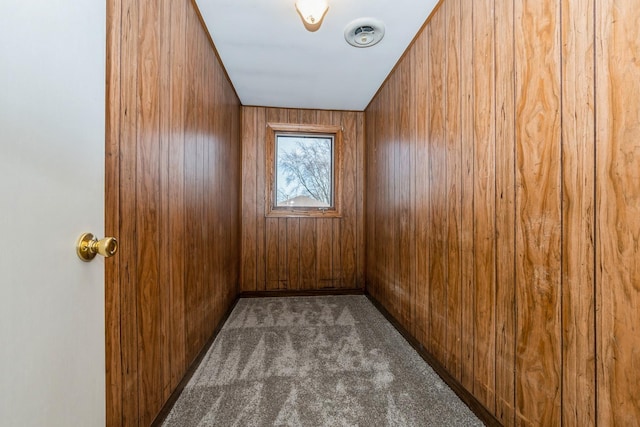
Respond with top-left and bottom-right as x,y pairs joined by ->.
151,295 -> 240,427
240,288 -> 365,298
365,292 -> 502,427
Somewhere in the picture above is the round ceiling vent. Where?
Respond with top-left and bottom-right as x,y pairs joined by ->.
344,18 -> 385,48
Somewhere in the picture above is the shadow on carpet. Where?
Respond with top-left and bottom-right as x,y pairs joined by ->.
163,295 -> 483,426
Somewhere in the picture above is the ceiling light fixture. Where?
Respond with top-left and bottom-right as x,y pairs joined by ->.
295,0 -> 329,32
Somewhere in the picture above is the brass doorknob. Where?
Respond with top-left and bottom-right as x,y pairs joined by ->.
76,233 -> 118,262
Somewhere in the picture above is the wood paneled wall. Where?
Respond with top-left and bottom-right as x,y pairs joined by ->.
240,107 -> 365,292
106,0 -> 241,425
366,0 -> 639,425
595,1 -> 640,425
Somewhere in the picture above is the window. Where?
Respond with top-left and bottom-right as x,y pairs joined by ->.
275,133 -> 333,207
266,123 -> 342,217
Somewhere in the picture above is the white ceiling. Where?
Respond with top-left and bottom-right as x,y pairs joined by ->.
195,0 -> 439,111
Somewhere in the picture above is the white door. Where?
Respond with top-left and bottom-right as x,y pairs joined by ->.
0,1 -> 106,426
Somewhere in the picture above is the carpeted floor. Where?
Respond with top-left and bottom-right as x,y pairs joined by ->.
162,295 -> 483,426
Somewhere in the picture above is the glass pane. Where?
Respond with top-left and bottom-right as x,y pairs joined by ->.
276,134 -> 333,208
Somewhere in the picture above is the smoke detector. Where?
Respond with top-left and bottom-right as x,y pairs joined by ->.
344,18 -> 385,48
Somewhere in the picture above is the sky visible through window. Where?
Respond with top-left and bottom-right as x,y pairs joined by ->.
276,134 -> 333,208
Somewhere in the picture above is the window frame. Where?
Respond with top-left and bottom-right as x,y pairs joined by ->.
265,123 -> 343,218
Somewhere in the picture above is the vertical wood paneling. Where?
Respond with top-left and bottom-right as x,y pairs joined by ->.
167,0 -> 187,389
299,217 -> 317,289
428,7 -> 448,363
240,107 -> 365,293
355,112 -> 366,287
383,70 -> 397,301
407,45 -> 418,335
459,0 -> 475,393
286,219 -> 300,290
387,76 -> 398,317
118,0 -> 140,424
397,57 -> 412,327
413,27 -> 430,348
255,107 -> 267,291
194,23 -> 206,351
383,84 -> 393,310
375,90 -> 386,304
444,0 -> 462,381
105,0 -> 241,424
158,0 -> 172,401
561,0 -> 596,425
340,112 -> 357,288
265,217 -> 279,290
596,0 -> 640,424
365,0 -> 631,424
183,4 -> 200,365
332,219 -> 342,287
204,56 -> 212,333
365,102 -> 378,297
241,107 -> 258,292
317,218 -> 334,288
472,0 -> 497,410
514,1 -> 562,424
494,0 -> 516,423
278,218 -> 288,288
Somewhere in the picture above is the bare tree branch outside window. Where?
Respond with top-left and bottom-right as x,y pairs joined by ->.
276,135 -> 333,207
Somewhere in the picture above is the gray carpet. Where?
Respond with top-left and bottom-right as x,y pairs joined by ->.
162,295 -> 483,426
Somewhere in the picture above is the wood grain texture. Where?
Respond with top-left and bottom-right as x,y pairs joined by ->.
413,26 -> 430,349
355,112 -> 366,287
407,45 -> 418,336
514,1 -> 562,425
168,0 -> 187,391
397,57 -> 412,326
278,218 -> 288,288
287,218 -> 300,290
239,107 -> 365,293
388,77 -> 399,317
494,0 -> 516,423
265,218 -> 279,290
105,0 -> 241,424
118,0 -> 141,424
240,107 -> 258,292
332,219 -> 342,287
316,218 -> 333,288
364,0 -> 623,425
365,99 -> 379,299
459,0 -> 475,393
340,111 -> 357,288
596,0 -> 640,424
428,7 -> 448,364
299,217 -> 317,289
158,0 -> 172,401
473,0 -> 497,411
561,0 -> 596,425
136,1 -> 163,422
444,0 -> 462,383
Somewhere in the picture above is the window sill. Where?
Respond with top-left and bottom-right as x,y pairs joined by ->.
265,209 -> 342,218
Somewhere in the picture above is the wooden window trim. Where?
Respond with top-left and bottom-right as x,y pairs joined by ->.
265,122 -> 343,218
